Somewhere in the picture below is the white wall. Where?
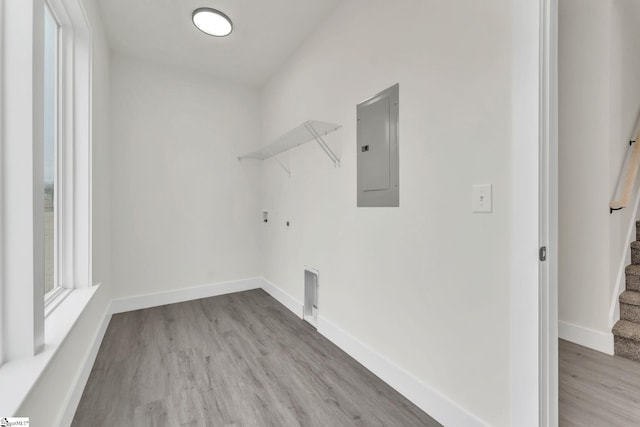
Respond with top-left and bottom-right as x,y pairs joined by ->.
110,55 -> 262,299
559,0 -> 640,339
259,1 -> 511,425
16,0 -> 112,423
558,0 -> 612,334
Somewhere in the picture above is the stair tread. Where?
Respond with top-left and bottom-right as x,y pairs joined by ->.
626,264 -> 640,275
620,291 -> 640,306
613,320 -> 640,341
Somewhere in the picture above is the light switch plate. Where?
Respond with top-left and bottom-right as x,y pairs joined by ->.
472,184 -> 492,213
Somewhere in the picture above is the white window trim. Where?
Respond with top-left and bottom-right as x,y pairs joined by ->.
2,0 -> 46,364
47,0 -> 93,295
44,287 -> 72,317
43,1 -> 60,301
0,0 -> 5,368
0,0 -> 94,414
0,286 -> 99,416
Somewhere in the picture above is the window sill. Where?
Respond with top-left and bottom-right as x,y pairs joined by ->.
0,284 -> 100,415
44,287 -> 73,318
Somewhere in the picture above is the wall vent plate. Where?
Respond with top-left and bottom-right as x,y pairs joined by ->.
304,268 -> 319,328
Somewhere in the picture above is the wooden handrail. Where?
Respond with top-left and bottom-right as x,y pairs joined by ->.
611,130 -> 640,211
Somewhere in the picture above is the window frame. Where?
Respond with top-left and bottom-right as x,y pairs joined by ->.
0,0 -> 93,367
0,0 -> 97,412
0,0 -> 5,368
43,0 -> 93,316
43,1 -> 61,304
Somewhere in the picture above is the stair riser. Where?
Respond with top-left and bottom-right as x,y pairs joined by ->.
632,246 -> 640,265
620,303 -> 640,323
626,273 -> 640,291
615,336 -> 640,362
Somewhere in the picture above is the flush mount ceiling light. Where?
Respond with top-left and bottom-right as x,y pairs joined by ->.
192,8 -> 233,37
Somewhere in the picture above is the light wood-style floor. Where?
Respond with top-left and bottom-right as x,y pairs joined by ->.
560,339 -> 640,426
72,289 -> 440,426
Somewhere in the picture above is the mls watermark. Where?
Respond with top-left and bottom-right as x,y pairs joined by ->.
0,418 -> 29,427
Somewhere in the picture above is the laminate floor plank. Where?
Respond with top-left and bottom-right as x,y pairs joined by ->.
560,339 -> 640,426
72,289 -> 440,427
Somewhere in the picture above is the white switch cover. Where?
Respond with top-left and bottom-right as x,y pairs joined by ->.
472,184 -> 493,213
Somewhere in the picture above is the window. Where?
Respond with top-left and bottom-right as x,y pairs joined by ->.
1,0 -> 96,412
42,0 -> 93,314
0,0 -> 4,368
0,0 -> 93,368
43,3 -> 58,298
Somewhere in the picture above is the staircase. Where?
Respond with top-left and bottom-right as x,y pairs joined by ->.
613,221 -> 640,361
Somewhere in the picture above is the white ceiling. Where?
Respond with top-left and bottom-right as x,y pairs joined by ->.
97,0 -> 343,87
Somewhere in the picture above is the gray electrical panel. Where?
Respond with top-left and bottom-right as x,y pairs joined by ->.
357,84 -> 399,207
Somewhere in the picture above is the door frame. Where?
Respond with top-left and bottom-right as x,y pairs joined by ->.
510,0 -> 558,425
539,0 -> 559,424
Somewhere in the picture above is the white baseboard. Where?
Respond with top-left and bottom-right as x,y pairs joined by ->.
260,279 -> 486,427
260,278 -> 303,318
317,315 -> 487,427
55,306 -> 112,427
559,320 -> 614,355
110,277 -> 263,314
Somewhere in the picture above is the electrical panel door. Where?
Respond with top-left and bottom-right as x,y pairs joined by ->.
357,84 -> 399,207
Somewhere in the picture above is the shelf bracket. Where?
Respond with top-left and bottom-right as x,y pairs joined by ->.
266,146 -> 291,177
304,122 -> 340,168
